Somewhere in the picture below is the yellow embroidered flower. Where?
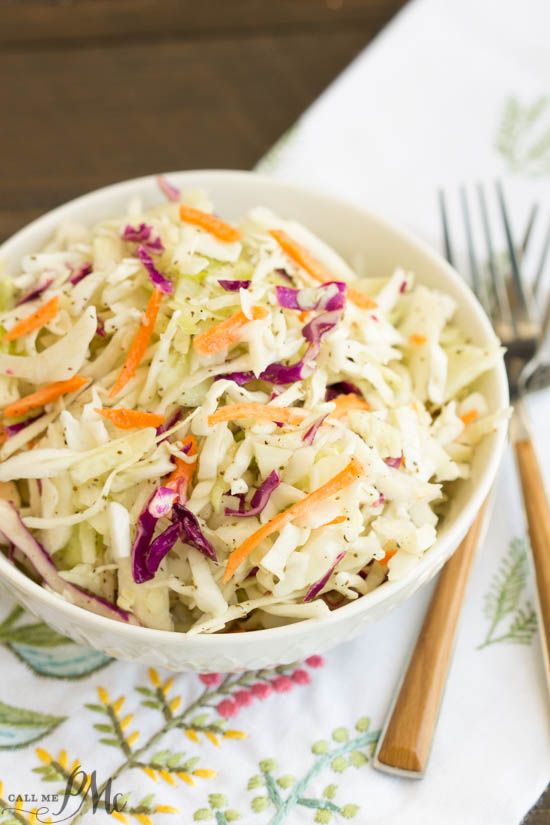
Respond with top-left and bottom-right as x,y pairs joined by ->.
97,686 -> 110,705
148,668 -> 160,687
224,729 -> 247,739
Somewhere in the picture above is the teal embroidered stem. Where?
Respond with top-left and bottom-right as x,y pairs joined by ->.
297,797 -> 341,812
263,771 -> 283,808
267,730 -> 379,825
215,812 -> 228,825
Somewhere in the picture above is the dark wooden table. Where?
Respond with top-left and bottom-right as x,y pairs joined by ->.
0,2 -> 548,821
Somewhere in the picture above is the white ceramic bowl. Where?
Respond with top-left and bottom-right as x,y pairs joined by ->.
0,170 -> 509,672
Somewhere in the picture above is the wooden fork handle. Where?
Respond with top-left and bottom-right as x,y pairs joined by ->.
375,505 -> 487,774
512,403 -> 550,689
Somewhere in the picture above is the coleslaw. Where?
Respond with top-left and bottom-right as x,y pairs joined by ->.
0,177 -> 506,633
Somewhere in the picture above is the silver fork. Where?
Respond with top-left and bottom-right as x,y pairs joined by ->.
441,181 -> 550,689
373,187 -> 550,778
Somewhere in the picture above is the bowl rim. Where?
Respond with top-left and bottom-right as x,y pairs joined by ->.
0,168 -> 509,647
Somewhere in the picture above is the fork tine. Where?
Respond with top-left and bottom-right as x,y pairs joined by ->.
520,203 -> 539,257
476,183 -> 511,326
459,186 -> 483,302
438,189 -> 454,265
533,217 -> 550,297
495,180 -> 531,324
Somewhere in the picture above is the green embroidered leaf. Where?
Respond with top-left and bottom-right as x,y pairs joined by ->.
355,717 -> 370,732
250,796 -> 269,813
150,749 -> 171,767
331,727 -> 348,743
495,95 -> 550,176
182,756 -> 200,771
331,756 -> 348,773
258,759 -> 276,773
323,784 -> 337,800
225,811 -> 240,822
208,794 -> 227,809
505,603 -> 537,645
479,537 -> 538,648
136,687 -> 155,697
137,794 -> 156,809
247,775 -> 263,790
349,750 -> 368,768
85,703 -> 107,714
141,700 -> 162,710
99,737 -> 120,747
342,804 -> 360,818
93,723 -> 113,733
0,701 -> 65,749
167,752 -> 186,768
194,809 -> 213,821
191,714 -> 210,726
276,774 -> 294,789
484,538 -> 528,623
0,622 -> 67,647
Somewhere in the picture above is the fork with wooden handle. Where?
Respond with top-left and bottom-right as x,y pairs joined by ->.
373,505 -> 487,776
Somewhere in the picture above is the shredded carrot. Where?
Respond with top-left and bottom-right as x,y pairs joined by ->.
347,287 -> 378,309
330,394 -> 370,417
298,310 -> 309,323
4,375 -> 88,419
96,408 -> 165,430
223,458 -> 363,581
5,296 -> 60,342
460,409 -> 478,426
193,306 -> 268,356
166,435 -> 198,495
109,289 -> 162,398
208,403 -> 308,427
323,515 -> 347,527
179,205 -> 240,243
379,542 -> 398,566
409,333 -> 427,346
269,229 -> 377,309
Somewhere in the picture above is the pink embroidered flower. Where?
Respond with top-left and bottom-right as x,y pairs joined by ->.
199,673 -> 223,687
217,699 -> 238,718
234,689 -> 253,707
306,654 -> 324,668
250,682 -> 272,699
291,668 -> 311,685
272,675 -> 293,693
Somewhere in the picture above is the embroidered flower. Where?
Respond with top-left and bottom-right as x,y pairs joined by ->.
234,690 -> 253,707
199,673 -> 223,687
272,675 -> 293,693
306,654 -> 324,668
217,699 -> 238,718
250,682 -> 272,699
291,668 -> 311,685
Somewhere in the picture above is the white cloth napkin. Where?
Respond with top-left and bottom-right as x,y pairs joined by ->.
0,2 -> 548,824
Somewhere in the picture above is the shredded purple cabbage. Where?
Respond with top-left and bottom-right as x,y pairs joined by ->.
384,455 -> 403,469
16,279 -> 54,306
172,503 -> 217,562
122,224 -> 164,253
145,522 -> 181,577
131,500 -> 158,583
0,500 -> 138,623
303,415 -> 327,446
96,317 -> 106,337
156,175 -> 181,202
4,414 -> 42,437
218,279 -> 251,291
156,408 -> 182,437
275,281 -> 345,312
137,246 -> 173,294
69,263 -> 93,286
148,487 -> 178,519
325,381 -> 363,401
224,470 -> 280,517
220,371 -> 256,386
304,551 -> 346,602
